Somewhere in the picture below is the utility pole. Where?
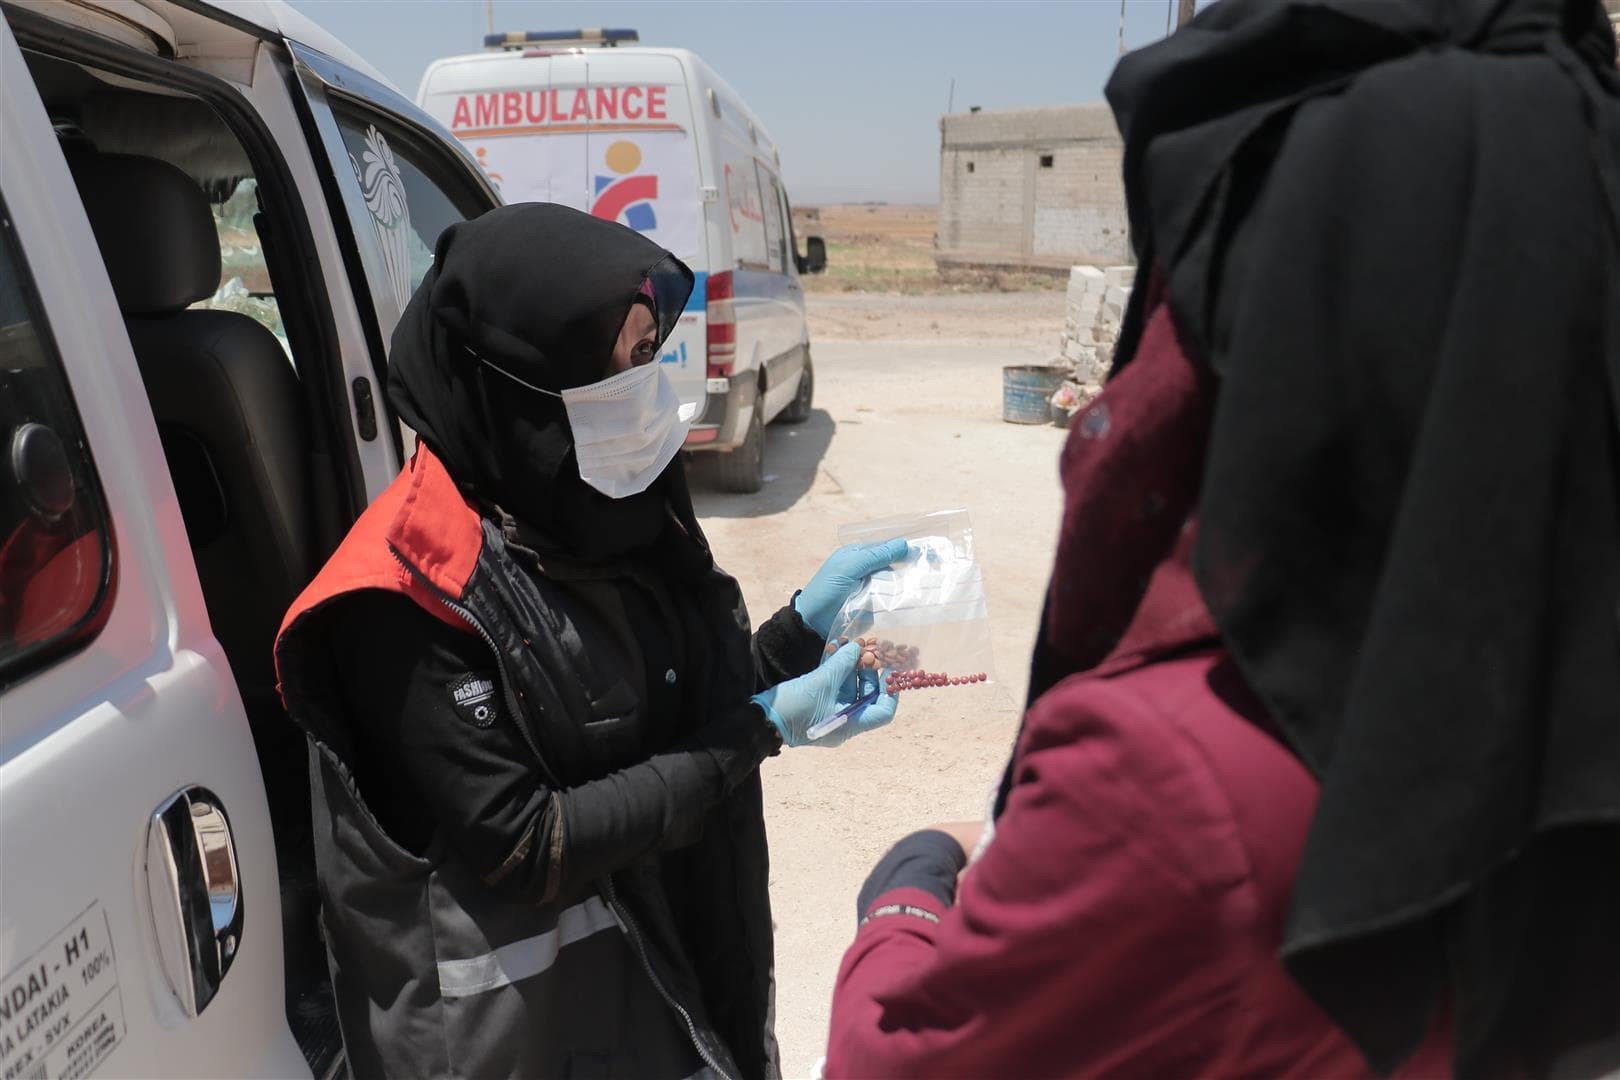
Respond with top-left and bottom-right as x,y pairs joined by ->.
1118,0 -> 1128,55
485,0 -> 494,35
1177,0 -> 1197,28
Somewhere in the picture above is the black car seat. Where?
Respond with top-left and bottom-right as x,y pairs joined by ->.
68,153 -> 312,697
66,153 -> 332,1051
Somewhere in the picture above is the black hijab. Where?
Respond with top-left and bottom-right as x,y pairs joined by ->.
387,202 -> 695,561
1096,0 -> 1620,1075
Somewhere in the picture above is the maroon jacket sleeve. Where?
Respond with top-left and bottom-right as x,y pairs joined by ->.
824,672 -> 1261,1079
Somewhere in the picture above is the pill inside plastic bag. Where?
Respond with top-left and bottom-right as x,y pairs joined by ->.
808,509 -> 995,741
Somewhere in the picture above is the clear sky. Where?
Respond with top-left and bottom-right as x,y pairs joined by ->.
285,0 -> 1188,204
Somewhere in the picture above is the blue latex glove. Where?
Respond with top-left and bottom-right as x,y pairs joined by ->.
793,538 -> 913,638
753,641 -> 900,748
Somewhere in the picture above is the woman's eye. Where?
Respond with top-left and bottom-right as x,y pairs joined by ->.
634,342 -> 657,361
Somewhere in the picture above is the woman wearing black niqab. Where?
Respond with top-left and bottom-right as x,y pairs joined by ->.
274,203 -> 907,1080
826,0 -> 1618,1077
1099,0 -> 1620,1074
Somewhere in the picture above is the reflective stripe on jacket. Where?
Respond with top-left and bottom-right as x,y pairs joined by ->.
275,444 -> 782,1079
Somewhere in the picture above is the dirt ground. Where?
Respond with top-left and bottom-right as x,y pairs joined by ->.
792,203 -> 1065,295
689,287 -> 1070,1077
806,289 -> 1066,345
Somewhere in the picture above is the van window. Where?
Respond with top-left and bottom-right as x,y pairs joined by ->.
756,164 -> 787,274
0,208 -> 113,687
725,150 -> 770,268
331,104 -> 486,309
193,178 -> 291,360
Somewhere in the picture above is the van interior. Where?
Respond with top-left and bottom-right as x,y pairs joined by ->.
19,34 -> 358,1080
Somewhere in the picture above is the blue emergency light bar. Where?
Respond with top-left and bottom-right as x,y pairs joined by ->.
484,28 -> 639,49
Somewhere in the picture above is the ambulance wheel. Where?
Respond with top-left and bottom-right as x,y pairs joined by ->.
717,403 -> 765,494
779,351 -> 814,425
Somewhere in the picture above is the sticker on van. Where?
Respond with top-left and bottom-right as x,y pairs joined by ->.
444,85 -> 701,261
0,902 -> 124,1080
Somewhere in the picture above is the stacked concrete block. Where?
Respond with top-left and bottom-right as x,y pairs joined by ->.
1058,266 -> 1105,382
1057,264 -> 1134,396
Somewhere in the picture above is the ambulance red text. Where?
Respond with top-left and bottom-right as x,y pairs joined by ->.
450,86 -> 670,130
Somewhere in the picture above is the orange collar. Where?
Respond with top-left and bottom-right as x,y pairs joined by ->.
385,441 -> 483,598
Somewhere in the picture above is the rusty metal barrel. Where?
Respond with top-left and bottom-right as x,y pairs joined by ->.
1002,364 -> 1069,424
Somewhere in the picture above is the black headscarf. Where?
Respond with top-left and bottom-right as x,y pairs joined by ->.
387,202 -> 695,561
1099,0 -> 1620,1075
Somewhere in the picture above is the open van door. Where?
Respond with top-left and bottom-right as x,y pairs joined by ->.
285,41 -> 496,460
0,21 -> 306,1079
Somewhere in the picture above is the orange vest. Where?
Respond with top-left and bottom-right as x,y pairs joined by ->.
275,442 -> 479,700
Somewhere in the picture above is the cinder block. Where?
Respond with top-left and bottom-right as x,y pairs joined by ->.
1068,345 -> 1100,377
1097,286 -> 1131,332
1103,265 -> 1135,289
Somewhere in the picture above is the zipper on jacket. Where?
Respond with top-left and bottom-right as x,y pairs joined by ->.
604,876 -> 735,1080
388,546 -> 550,775
393,546 -> 730,1080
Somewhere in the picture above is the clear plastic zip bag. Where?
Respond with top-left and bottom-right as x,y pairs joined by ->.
808,509 -> 994,741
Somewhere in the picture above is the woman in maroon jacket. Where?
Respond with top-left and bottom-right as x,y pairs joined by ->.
827,280 -> 1467,1079
826,0 -> 1620,1076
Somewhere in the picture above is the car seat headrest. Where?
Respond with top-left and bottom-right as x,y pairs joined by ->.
67,152 -> 222,316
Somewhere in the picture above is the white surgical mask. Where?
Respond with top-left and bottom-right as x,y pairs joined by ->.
479,353 -> 698,499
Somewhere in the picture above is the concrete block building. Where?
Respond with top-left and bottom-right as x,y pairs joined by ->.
936,103 -> 1129,273
935,6 -> 1619,270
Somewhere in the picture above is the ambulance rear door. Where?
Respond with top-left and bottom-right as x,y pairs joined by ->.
582,54 -> 705,410
422,53 -> 707,413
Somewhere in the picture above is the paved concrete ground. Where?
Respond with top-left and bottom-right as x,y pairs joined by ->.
689,300 -> 1069,1077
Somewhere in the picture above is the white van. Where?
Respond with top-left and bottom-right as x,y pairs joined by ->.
0,1 -> 503,1076
417,30 -> 827,493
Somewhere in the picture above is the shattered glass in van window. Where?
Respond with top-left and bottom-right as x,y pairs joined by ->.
191,179 -> 292,363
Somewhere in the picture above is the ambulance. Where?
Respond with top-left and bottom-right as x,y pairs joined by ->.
417,29 -> 827,493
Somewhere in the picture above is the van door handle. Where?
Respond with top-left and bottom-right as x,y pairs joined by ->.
145,786 -> 244,1017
